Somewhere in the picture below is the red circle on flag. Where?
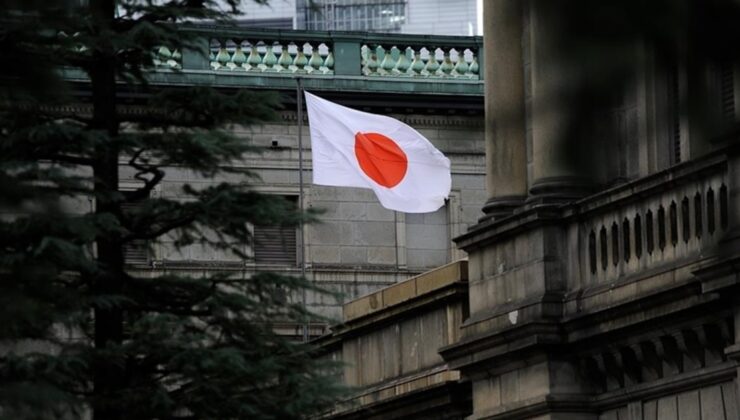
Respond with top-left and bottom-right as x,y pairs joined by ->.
354,132 -> 408,188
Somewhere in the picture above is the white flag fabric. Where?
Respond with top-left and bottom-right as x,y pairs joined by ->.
304,91 -> 451,213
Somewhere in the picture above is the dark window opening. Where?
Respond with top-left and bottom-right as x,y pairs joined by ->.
646,210 -> 655,254
694,192 -> 703,239
600,226 -> 608,271
720,184 -> 729,230
622,218 -> 631,262
658,206 -> 666,251
707,188 -> 716,234
634,214 -> 643,258
589,230 -> 597,274
681,197 -> 690,243
611,222 -> 619,266
669,201 -> 678,246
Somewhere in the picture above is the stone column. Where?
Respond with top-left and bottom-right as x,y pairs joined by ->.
480,0 -> 528,220
528,0 -> 591,202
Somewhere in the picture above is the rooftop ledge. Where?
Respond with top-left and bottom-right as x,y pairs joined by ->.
61,25 -> 485,97
342,259 -> 468,323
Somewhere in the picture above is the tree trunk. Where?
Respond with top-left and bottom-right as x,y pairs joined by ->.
89,1 -> 125,419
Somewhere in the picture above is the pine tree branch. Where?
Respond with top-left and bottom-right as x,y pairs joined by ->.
45,154 -> 95,166
126,148 -> 164,202
125,214 -> 195,241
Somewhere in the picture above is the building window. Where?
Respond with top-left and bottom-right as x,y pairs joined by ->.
253,196 -> 299,266
253,225 -> 298,265
301,0 -> 407,32
121,194 -> 150,266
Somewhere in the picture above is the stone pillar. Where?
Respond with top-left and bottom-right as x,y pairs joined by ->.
481,0 -> 528,220
528,0 -> 591,202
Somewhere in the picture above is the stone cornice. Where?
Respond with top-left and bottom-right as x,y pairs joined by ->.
456,148 -> 732,252
279,111 -> 484,127
469,363 -> 735,420
440,269 -> 730,372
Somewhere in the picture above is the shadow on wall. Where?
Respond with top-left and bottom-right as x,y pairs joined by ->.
528,0 -> 740,185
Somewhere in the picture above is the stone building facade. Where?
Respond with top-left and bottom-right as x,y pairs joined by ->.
127,110 -> 486,325
115,26 -> 487,331
317,1 -> 740,419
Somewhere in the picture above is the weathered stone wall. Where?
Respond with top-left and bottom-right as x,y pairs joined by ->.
448,149 -> 739,420
123,111 -> 485,323
318,261 -> 470,419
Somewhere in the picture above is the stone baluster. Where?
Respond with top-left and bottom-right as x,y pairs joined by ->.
214,40 -> 231,71
170,49 -> 181,69
308,44 -> 323,73
245,43 -> 261,71
286,42 -> 298,72
262,42 -> 278,72
360,45 -> 369,72
277,44 -> 292,72
293,42 -> 308,73
439,48 -> 454,77
379,46 -> 397,76
257,42 -> 270,71
322,51 -> 334,74
410,48 -> 425,77
365,44 -> 379,76
153,46 -> 170,68
424,47 -> 440,76
394,47 -> 411,76
225,40 -> 241,70
469,55 -> 479,78
317,44 -> 329,73
453,49 -> 469,78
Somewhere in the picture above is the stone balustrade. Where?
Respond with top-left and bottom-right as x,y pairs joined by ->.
360,44 -> 479,79
153,46 -> 182,70
60,26 -> 484,96
568,152 -> 729,289
208,38 -> 334,74
155,25 -> 483,81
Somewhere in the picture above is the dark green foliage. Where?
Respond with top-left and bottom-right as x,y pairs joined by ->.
0,1 -> 343,419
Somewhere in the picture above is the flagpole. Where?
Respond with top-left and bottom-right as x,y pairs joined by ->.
296,77 -> 309,343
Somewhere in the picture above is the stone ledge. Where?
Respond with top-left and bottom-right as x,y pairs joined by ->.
327,366 -> 461,417
342,260 -> 468,323
442,278 -> 727,374
467,363 -> 736,420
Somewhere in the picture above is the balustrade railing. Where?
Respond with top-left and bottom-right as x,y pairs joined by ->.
360,44 -> 478,78
209,38 -> 334,74
153,26 -> 483,81
571,155 -> 729,287
153,46 -> 182,70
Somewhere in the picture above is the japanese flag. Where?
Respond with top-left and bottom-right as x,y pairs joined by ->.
304,91 -> 451,213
